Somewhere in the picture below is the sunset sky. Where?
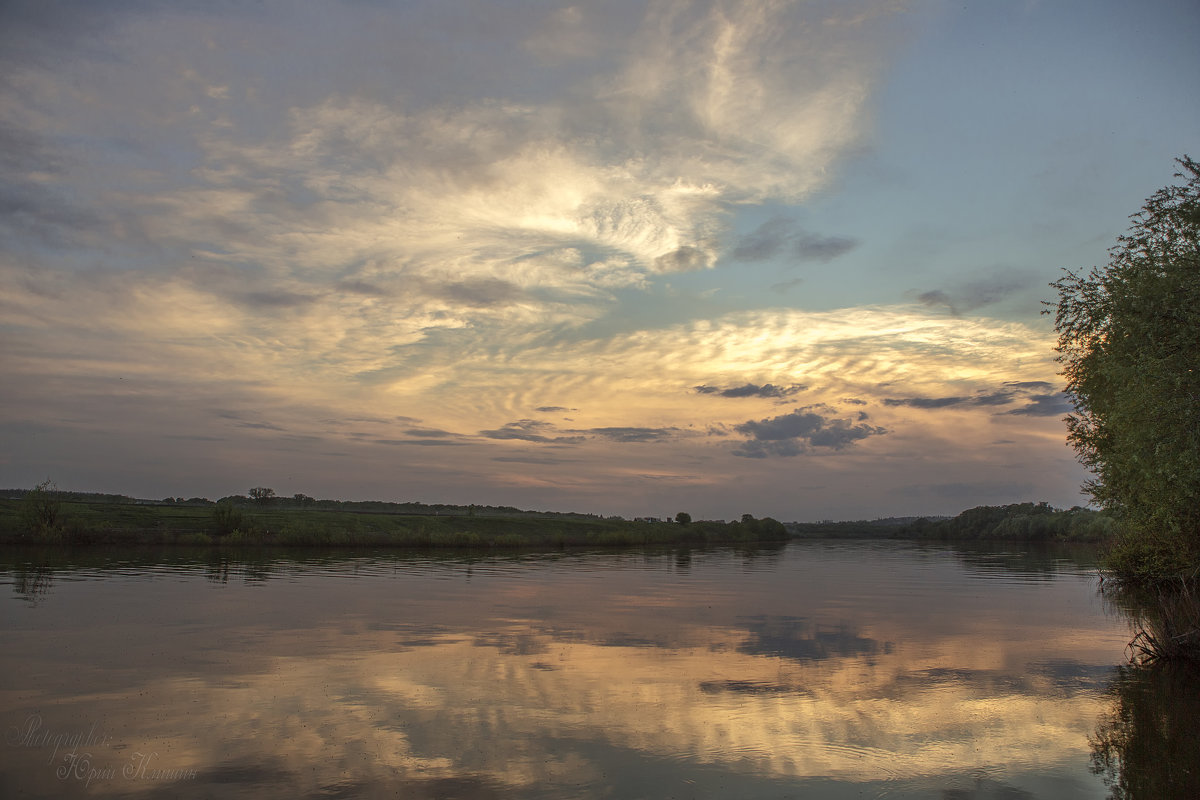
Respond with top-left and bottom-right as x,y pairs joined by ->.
2,0 -> 1197,521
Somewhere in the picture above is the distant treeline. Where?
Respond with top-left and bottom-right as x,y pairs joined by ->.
1,487 -> 1117,547
0,488 -> 603,520
0,489 -> 789,549
789,503 -> 1118,543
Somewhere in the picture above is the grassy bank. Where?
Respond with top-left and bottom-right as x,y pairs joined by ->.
0,496 -> 789,549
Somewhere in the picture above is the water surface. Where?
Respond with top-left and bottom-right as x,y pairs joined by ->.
1,542 -> 1135,798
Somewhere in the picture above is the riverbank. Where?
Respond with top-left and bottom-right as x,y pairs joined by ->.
0,497 -> 789,549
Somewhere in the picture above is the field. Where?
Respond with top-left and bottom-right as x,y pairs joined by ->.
0,496 -> 789,549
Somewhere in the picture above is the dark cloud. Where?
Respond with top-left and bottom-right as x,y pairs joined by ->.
0,122 -> 110,247
732,217 -> 858,263
402,427 -> 456,438
479,420 -> 585,444
336,280 -> 388,296
793,233 -> 858,263
586,426 -> 677,443
480,419 -> 557,443
320,415 -> 399,426
438,278 -> 522,308
374,438 -> 469,447
884,388 -> 1024,409
236,421 -> 286,432
653,245 -> 710,272
973,391 -> 1018,406
732,218 -> 791,261
492,456 -> 575,465
694,383 -> 806,399
882,384 -> 1069,416
240,290 -> 317,308
1004,393 -> 1074,417
732,407 -> 885,458
482,420 -> 678,445
536,406 -> 572,413
916,289 -> 954,312
770,277 -> 805,293
916,274 -> 1031,316
883,396 -> 970,409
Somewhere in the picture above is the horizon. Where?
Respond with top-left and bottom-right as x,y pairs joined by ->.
1,484 -> 1076,527
2,1 -> 1197,521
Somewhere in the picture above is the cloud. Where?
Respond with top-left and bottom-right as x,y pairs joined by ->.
374,438 -> 470,447
585,427 -> 678,443
881,384 -> 1066,415
403,427 -> 458,438
236,421 -> 287,432
695,383 -> 806,399
240,291 -> 318,309
479,420 -> 586,445
438,278 -> 524,308
883,395 -> 977,409
1004,393 -> 1073,417
916,274 -> 1032,316
770,277 -> 805,293
336,280 -> 388,297
732,406 -> 886,458
732,217 -> 859,263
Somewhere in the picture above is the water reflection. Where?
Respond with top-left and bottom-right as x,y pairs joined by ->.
0,542 -> 1134,798
1087,580 -> 1200,799
1089,662 -> 1200,800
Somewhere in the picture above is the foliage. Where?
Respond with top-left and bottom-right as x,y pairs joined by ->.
21,480 -> 62,538
785,504 -> 1116,542
211,501 -> 244,536
248,486 -> 277,504
0,496 -> 788,548
1049,157 -> 1200,579
675,511 -> 692,525
1104,579 -> 1200,667
1090,660 -> 1200,797
899,503 -> 1117,542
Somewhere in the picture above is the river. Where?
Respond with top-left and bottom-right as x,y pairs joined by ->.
0,541 -> 1182,798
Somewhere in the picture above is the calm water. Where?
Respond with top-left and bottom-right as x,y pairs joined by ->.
0,541 -> 1159,798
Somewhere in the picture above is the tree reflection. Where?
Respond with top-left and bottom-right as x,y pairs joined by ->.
1091,582 -> 1200,798
10,562 -> 54,606
1090,662 -> 1200,798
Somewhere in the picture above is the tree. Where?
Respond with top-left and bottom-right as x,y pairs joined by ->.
675,511 -> 692,525
248,487 -> 277,504
211,501 -> 243,536
1049,157 -> 1200,576
21,479 -> 62,538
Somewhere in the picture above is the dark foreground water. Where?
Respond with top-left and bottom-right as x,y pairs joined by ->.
0,541 -> 1177,798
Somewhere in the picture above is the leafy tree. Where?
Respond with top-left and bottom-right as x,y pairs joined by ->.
21,479 -> 62,538
675,511 -> 692,525
248,486 -> 277,504
1049,157 -> 1200,576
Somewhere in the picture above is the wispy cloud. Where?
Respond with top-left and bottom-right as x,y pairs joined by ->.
695,383 -> 807,399
733,218 -> 859,263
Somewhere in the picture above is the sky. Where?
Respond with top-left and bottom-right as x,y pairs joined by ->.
1,0 -> 1197,521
